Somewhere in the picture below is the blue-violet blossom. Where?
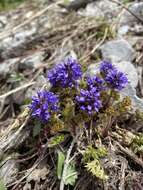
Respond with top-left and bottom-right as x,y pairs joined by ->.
100,61 -> 128,90
76,87 -> 102,115
105,69 -> 128,90
29,90 -> 59,123
100,61 -> 115,74
47,57 -> 82,88
86,76 -> 104,91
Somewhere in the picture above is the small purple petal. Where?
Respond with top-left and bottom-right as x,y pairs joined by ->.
29,90 -> 59,123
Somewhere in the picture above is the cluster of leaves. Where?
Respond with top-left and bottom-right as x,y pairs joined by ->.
131,134 -> 143,154
57,151 -> 78,186
83,146 -> 108,180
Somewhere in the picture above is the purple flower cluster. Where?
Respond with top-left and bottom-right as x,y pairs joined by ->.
86,76 -> 104,91
76,87 -> 102,115
100,61 -> 128,91
29,90 -> 59,123
105,69 -> 128,90
29,57 -> 129,122
47,57 -> 82,88
100,61 -> 115,74
75,61 -> 128,115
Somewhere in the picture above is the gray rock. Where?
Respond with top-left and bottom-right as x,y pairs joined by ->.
113,61 -> 138,88
18,51 -> 45,71
119,2 -> 143,26
25,75 -> 48,100
12,74 -> 47,105
0,16 -> 7,30
117,2 -> 143,36
0,58 -> 19,80
0,27 -> 37,52
0,154 -> 19,185
86,63 -> 99,76
100,39 -> 135,62
12,81 -> 29,105
122,84 -> 143,112
79,0 -> 120,19
118,25 -> 130,36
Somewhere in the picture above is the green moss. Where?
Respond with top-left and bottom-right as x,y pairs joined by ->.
83,146 -> 108,180
131,134 -> 143,154
0,0 -> 26,11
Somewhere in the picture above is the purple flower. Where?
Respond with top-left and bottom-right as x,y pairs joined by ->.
47,57 -> 82,88
99,61 -> 128,90
105,69 -> 128,90
75,87 -> 102,115
100,61 -> 115,74
29,90 -> 59,123
86,76 -> 105,91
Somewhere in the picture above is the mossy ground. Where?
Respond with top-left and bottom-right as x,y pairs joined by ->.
0,0 -> 26,11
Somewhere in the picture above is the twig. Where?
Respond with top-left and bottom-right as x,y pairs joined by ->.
0,115 -> 30,155
79,27 -> 108,62
60,139 -> 76,190
109,0 -> 143,25
119,159 -> 127,190
0,99 -> 6,115
116,142 -> 143,169
0,105 -> 10,119
10,152 -> 50,190
16,152 -> 37,163
0,82 -> 35,100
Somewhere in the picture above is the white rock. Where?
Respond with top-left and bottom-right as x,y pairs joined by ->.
0,16 -> 7,30
19,51 -> 45,70
25,75 -> 48,100
0,58 -> 19,80
0,28 -> 37,51
118,25 -> 130,36
100,39 -> 135,62
79,0 -> 120,19
117,2 -> 143,36
114,61 -> 138,88
119,2 -> 143,26
122,84 -> 143,112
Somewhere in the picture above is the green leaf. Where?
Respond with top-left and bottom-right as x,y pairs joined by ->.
0,179 -> 7,190
48,134 -> 65,148
57,151 -> 65,179
64,163 -> 78,186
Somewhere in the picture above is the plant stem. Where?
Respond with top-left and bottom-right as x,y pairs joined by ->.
102,116 -> 116,137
